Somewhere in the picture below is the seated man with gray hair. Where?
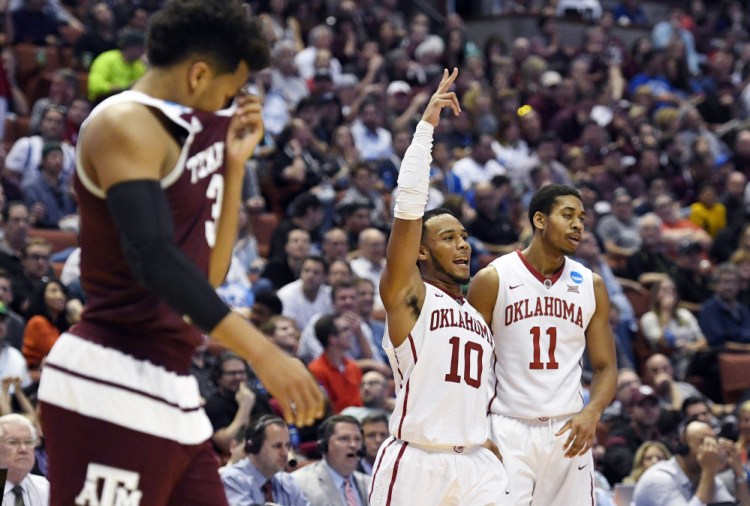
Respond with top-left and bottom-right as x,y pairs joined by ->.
0,413 -> 49,505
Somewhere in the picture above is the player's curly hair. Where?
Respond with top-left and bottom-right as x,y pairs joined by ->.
147,0 -> 270,74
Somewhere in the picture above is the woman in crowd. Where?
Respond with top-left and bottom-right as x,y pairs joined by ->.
622,440 -> 672,484
640,276 -> 708,380
21,279 -> 70,378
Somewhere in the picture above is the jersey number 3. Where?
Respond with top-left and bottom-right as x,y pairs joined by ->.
445,336 -> 483,389
530,326 -> 559,370
204,174 -> 225,247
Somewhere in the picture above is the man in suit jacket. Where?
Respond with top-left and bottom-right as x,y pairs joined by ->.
292,415 -> 371,506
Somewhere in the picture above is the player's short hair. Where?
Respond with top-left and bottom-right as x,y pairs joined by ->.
527,184 -> 582,231
147,0 -> 270,75
421,207 -> 460,244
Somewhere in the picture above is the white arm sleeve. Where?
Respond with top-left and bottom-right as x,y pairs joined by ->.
393,120 -> 434,220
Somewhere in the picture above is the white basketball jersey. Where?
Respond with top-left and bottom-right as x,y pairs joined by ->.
489,251 -> 596,419
384,283 -> 494,447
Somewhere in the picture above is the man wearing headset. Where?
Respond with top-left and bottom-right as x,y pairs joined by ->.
633,418 -> 750,506
292,415 -> 370,506
221,415 -> 310,505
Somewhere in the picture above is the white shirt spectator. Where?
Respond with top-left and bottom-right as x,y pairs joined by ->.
277,279 -> 333,332
2,472 -> 49,506
351,120 -> 393,162
5,136 -> 75,187
0,345 -> 31,391
297,313 -> 380,365
451,156 -> 506,191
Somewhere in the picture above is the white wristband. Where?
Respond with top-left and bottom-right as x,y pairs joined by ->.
394,121 -> 434,220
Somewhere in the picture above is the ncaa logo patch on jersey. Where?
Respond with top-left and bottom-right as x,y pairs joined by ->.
570,271 -> 583,284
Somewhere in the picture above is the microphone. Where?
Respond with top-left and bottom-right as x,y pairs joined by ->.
287,449 -> 298,468
356,448 -> 365,458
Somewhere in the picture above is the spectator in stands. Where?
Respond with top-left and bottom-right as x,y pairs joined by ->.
730,249 -> 750,306
86,29 -> 146,103
74,1 -> 118,70
0,49 -> 29,142
278,255 -> 332,332
613,0 -> 649,27
22,142 -> 77,229
309,314 -> 363,414
11,0 -> 62,45
11,237 -> 52,315
248,290 -> 283,329
349,228 -> 386,308
341,371 -> 391,423
21,277 -> 69,375
339,164 -> 389,230
189,342 -> 217,402
62,98 -> 91,146
603,369 -> 642,424
204,352 -> 272,456
451,133 -> 506,190
640,276 -> 707,380
0,203 -> 30,279
268,40 -> 309,110
624,213 -> 677,286
268,192 -> 324,260
688,183 -> 727,240
737,400 -> 750,485
672,240 -> 713,311
28,68 -> 78,133
4,105 -> 75,194
327,259 -> 352,288
294,24 -> 341,82
321,228 -> 350,266
297,279 -> 384,371
0,302 -> 30,390
573,231 -> 638,362
261,315 -> 301,356
642,353 -> 705,413
215,255 -> 255,318
353,277 -> 385,358
0,270 -> 25,351
467,177 -> 520,256
602,385 -> 668,486
0,414 -> 49,505
622,441 -> 672,485
337,202 -> 372,252
271,119 -> 330,211
221,415 -> 309,505
260,228 -> 311,291
633,420 -> 749,505
699,263 -> 750,351
356,413 -> 389,476
428,139 -> 463,203
596,188 -> 641,259
721,171 -> 748,230
651,7 -> 701,76
292,415 -> 370,506
350,99 -> 393,163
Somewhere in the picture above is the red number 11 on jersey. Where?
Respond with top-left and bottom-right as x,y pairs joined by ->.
529,326 -> 559,370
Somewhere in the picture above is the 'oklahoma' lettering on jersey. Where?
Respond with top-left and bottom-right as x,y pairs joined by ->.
429,308 -> 493,346
504,297 -> 584,328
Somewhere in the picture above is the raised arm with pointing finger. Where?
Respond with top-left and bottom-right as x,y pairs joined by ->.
369,69 -> 508,506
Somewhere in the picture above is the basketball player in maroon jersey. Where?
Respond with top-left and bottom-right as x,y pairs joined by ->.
37,1 -> 323,504
467,184 -> 617,504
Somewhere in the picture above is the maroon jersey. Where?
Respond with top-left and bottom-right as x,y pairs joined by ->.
73,91 -> 233,373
